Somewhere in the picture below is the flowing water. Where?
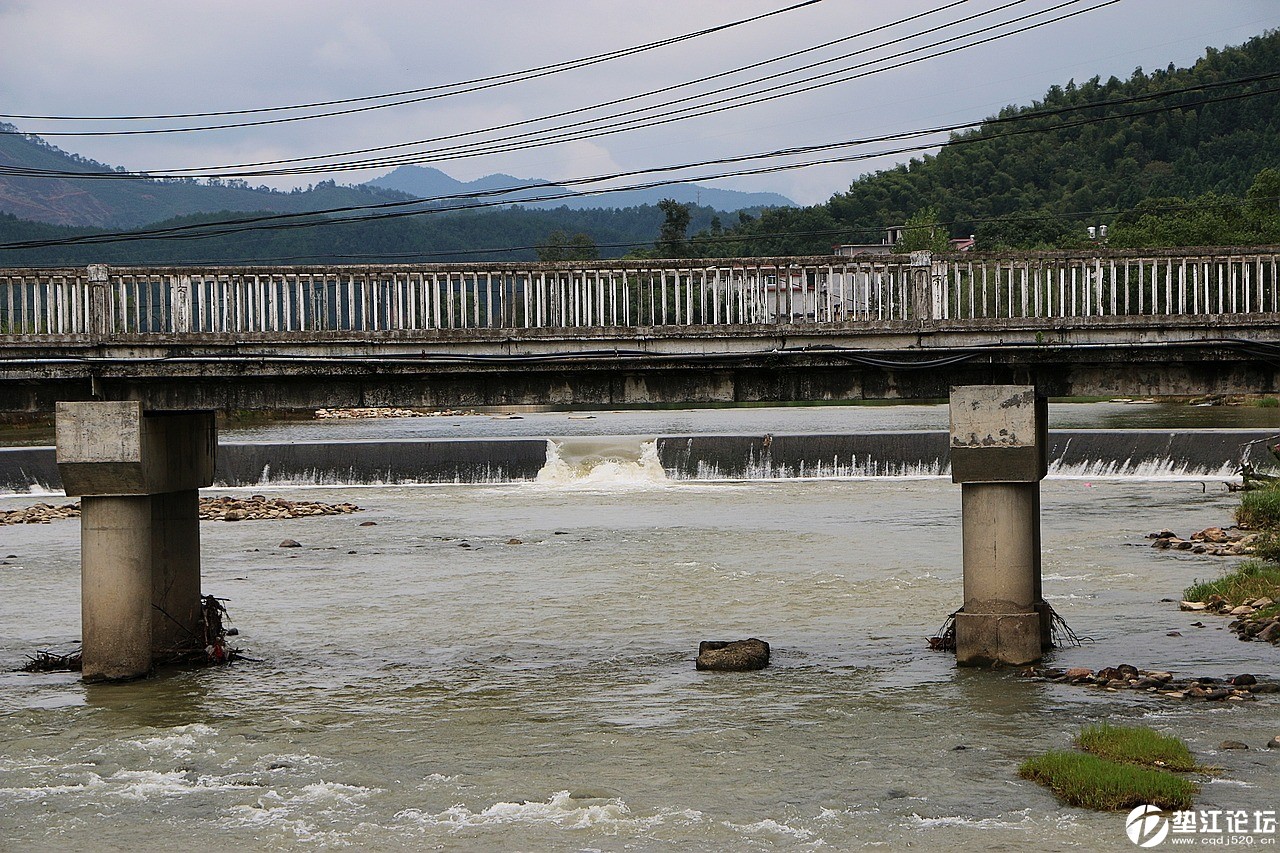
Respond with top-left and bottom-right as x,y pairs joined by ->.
1,403 -> 1278,850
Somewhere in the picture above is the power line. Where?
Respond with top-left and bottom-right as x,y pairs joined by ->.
10,0 -> 1073,180
0,0 -> 1110,183
9,65 -> 1271,227
0,0 -> 990,161
3,76 -> 1274,252
189,0 -> 1061,178
0,0 -> 828,125
11,195 -> 1278,267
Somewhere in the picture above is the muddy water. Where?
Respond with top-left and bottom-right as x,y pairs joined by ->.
1,470 -> 1276,850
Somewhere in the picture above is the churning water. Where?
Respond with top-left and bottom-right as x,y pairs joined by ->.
1,404 -> 1278,850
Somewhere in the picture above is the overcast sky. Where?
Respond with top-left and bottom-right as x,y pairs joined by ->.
0,0 -> 1275,205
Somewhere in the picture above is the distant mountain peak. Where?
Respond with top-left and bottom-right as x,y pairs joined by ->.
364,164 -> 795,212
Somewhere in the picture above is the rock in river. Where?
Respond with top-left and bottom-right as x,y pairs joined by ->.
696,638 -> 770,671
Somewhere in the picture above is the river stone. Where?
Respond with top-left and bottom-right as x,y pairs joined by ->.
279,539 -> 301,548
1064,667 -> 1092,679
1259,622 -> 1280,643
1231,673 -> 1258,686
1220,740 -> 1249,750
1196,527 -> 1230,543
696,638 -> 770,672
1180,601 -> 1209,611
1267,736 -> 1280,749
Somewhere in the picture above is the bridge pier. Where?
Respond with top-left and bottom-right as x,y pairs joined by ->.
56,402 -> 215,681
949,386 -> 1051,666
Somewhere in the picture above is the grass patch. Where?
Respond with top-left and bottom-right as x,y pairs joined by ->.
1256,396 -> 1280,408
1019,751 -> 1198,811
1077,724 -> 1195,771
1238,484 -> 1280,530
1184,560 -> 1280,606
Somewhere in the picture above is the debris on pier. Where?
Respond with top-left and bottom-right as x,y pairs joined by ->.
20,646 -> 82,672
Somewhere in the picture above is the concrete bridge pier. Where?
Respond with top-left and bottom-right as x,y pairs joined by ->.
55,402 -> 215,681
949,386 -> 1052,666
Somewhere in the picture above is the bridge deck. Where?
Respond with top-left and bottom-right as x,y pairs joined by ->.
3,249 -> 1279,410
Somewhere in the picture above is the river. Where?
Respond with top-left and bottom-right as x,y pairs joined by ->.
0,402 -> 1277,850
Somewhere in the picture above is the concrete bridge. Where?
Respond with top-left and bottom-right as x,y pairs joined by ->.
12,249 -> 1276,682
2,247 -> 1279,410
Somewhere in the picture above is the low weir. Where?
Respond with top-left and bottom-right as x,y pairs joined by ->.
2,429 -> 1274,493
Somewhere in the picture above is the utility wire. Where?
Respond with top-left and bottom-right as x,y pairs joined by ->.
4,81 -> 1268,250
0,0 -> 991,164
8,195 -> 1279,266
0,0 -> 1121,199
4,0 -> 1061,178
0,0 -> 829,124
4,67 -> 1269,252
179,0 -> 1062,177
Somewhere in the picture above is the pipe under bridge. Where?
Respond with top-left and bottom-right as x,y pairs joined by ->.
2,248 -> 1279,411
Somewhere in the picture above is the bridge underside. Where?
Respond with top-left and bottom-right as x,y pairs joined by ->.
3,317 -> 1277,412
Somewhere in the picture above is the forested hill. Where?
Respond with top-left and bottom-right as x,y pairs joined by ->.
697,30 -> 1280,255
0,125 -> 419,229
0,203 -> 724,267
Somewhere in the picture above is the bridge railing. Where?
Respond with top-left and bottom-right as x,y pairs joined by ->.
1,249 -> 1277,339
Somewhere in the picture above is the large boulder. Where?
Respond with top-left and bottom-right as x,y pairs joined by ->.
696,638 -> 770,671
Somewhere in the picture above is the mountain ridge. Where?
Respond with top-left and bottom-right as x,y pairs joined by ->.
365,165 -> 795,212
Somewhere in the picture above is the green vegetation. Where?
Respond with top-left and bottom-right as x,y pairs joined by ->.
1253,533 -> 1280,565
890,206 -> 950,254
0,204 -> 725,266
535,230 -> 599,262
3,32 -> 1280,263
1238,483 -> 1280,529
1077,724 -> 1196,771
653,198 -> 693,259
690,30 -> 1280,255
1019,751 -> 1198,811
1185,560 -> 1280,608
1256,397 -> 1280,408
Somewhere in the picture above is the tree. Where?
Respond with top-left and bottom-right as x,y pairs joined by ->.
536,230 -> 599,262
655,198 -> 692,258
892,206 -> 950,253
